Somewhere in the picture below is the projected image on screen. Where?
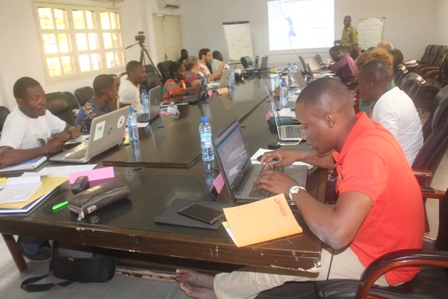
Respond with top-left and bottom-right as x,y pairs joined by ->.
268,0 -> 334,51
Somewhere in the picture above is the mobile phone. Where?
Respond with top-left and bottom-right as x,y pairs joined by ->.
178,203 -> 224,224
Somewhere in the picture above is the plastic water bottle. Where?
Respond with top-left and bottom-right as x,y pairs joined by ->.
228,70 -> 235,91
287,63 -> 292,86
280,79 -> 288,109
141,89 -> 150,114
127,106 -> 139,142
199,116 -> 214,162
293,63 -> 298,73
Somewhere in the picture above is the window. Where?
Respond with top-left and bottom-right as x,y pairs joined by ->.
34,2 -> 124,82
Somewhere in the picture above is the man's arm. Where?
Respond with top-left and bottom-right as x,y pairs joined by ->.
208,62 -> 225,81
261,150 -> 335,169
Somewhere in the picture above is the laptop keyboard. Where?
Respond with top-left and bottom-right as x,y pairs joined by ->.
249,165 -> 285,198
65,148 -> 87,160
286,126 -> 302,138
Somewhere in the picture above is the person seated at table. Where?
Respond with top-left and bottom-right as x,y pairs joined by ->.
353,48 -> 395,116
162,61 -> 200,102
178,48 -> 189,65
74,74 -> 118,134
358,60 -> 423,165
184,56 -> 202,89
349,43 -> 363,61
211,51 -> 230,73
327,45 -> 357,85
0,77 -> 81,261
118,60 -> 147,111
198,48 -> 225,81
176,77 -> 424,299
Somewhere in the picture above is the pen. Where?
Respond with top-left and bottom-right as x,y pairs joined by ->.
52,201 -> 68,211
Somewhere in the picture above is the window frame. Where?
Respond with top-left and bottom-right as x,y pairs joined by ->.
33,1 -> 125,84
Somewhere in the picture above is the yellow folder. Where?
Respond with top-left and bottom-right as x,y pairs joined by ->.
0,176 -> 67,209
223,194 -> 303,247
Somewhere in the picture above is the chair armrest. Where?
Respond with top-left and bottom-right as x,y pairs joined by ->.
421,69 -> 440,80
422,188 -> 445,200
413,168 -> 433,179
356,249 -> 448,299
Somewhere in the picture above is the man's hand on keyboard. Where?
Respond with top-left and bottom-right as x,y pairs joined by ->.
261,150 -> 301,169
253,170 -> 298,197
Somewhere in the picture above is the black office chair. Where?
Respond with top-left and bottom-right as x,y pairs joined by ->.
157,60 -> 173,84
0,106 -> 11,132
422,85 -> 448,141
45,92 -> 77,125
393,64 -> 408,87
63,91 -> 80,112
399,73 -> 426,105
74,86 -> 94,107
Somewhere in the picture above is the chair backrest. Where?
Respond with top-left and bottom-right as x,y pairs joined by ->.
433,46 -> 448,67
399,73 -> 426,105
75,86 -> 94,107
394,64 -> 408,86
157,60 -> 173,84
63,91 -> 79,111
428,45 -> 443,66
422,85 -> 448,140
0,106 -> 11,132
143,72 -> 162,91
420,45 -> 435,64
45,92 -> 76,125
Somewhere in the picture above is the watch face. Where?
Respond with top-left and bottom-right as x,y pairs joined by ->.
290,186 -> 300,193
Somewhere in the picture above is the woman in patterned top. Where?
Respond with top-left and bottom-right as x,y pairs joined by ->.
74,74 -> 118,134
162,61 -> 200,102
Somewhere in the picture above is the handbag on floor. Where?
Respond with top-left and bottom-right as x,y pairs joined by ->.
21,242 -> 116,292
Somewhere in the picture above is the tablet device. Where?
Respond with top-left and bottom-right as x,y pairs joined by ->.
178,203 -> 224,224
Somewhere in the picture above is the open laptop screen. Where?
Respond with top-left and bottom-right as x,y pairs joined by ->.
214,120 -> 249,188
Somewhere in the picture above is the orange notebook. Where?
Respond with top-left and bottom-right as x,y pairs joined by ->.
223,194 -> 302,247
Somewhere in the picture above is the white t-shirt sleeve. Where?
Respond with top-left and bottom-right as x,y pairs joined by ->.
0,113 -> 26,149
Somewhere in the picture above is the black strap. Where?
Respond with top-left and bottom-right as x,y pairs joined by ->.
20,266 -> 75,292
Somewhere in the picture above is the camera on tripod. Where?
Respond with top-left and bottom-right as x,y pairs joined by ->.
135,31 -> 145,42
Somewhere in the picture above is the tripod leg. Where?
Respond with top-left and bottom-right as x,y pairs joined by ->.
140,50 -> 146,66
143,48 -> 163,83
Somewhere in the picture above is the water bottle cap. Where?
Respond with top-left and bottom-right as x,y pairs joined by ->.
201,116 -> 208,122
282,78 -> 286,82
142,89 -> 146,93
129,106 -> 134,112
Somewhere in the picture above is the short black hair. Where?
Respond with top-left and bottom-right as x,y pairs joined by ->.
329,45 -> 342,53
297,77 -> 352,114
212,51 -> 221,59
168,61 -> 181,79
13,77 -> 40,99
198,48 -> 210,59
93,74 -> 115,97
359,60 -> 394,84
126,60 -> 143,74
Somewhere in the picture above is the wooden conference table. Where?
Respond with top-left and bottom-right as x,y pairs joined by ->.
0,78 -> 326,274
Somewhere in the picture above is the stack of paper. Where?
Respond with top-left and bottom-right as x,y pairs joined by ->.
223,194 -> 303,247
0,176 -> 67,214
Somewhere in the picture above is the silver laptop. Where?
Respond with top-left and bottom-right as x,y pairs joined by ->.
213,119 -> 307,203
292,71 -> 307,90
270,100 -> 303,142
219,69 -> 233,88
260,56 -> 268,69
304,57 -> 323,73
137,85 -> 161,123
50,107 -> 129,163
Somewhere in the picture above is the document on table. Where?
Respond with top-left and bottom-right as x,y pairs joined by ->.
0,176 -> 42,203
21,164 -> 97,178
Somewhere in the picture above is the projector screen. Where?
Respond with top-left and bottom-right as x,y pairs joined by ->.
268,0 -> 334,51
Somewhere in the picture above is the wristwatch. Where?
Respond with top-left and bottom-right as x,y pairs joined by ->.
289,185 -> 306,203
65,130 -> 73,140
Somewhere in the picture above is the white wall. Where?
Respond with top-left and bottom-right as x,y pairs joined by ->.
434,0 -> 448,45
181,0 -> 437,65
0,0 -> 442,109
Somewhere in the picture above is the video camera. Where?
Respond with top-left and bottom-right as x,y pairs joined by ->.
135,31 -> 145,42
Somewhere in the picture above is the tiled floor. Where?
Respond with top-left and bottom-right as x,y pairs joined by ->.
0,109 -> 446,298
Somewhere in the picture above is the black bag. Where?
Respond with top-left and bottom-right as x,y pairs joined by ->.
21,242 -> 116,292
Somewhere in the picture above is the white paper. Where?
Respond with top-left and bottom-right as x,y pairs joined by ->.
21,164 -> 96,178
0,176 -> 42,203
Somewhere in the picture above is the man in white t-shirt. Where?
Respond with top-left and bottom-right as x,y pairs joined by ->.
0,76 -> 81,261
118,60 -> 147,111
198,48 -> 225,81
211,51 -> 230,73
358,60 -> 423,165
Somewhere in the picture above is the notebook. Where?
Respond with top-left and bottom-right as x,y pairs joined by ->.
213,119 -> 307,203
50,107 -> 129,163
137,85 -> 162,123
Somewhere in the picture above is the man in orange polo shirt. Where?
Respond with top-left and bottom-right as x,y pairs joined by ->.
176,78 -> 424,299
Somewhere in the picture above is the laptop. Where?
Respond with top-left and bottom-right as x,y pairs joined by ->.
292,71 -> 307,90
268,95 -> 303,142
304,57 -> 322,73
50,107 -> 129,163
182,77 -> 208,104
137,85 -> 162,123
213,119 -> 308,202
260,56 -> 268,70
316,53 -> 323,66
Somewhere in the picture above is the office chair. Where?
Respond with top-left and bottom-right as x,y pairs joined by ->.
45,92 -> 77,125
393,64 -> 408,87
0,106 -> 10,132
399,73 -> 426,105
422,85 -> 448,140
157,60 -> 173,84
75,86 -> 94,107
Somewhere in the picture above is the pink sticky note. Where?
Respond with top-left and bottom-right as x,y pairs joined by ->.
207,89 -> 213,98
266,110 -> 274,121
159,110 -> 171,116
211,172 -> 225,194
69,166 -> 115,187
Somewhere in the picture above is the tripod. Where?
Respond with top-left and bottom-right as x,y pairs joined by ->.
125,39 -> 163,84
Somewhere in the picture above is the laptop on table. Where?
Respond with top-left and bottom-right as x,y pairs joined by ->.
304,57 -> 323,73
213,119 -> 308,203
137,85 -> 162,123
50,107 -> 128,163
268,95 -> 303,143
260,56 -> 268,70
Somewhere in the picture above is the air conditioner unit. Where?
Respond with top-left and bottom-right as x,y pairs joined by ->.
158,0 -> 181,8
